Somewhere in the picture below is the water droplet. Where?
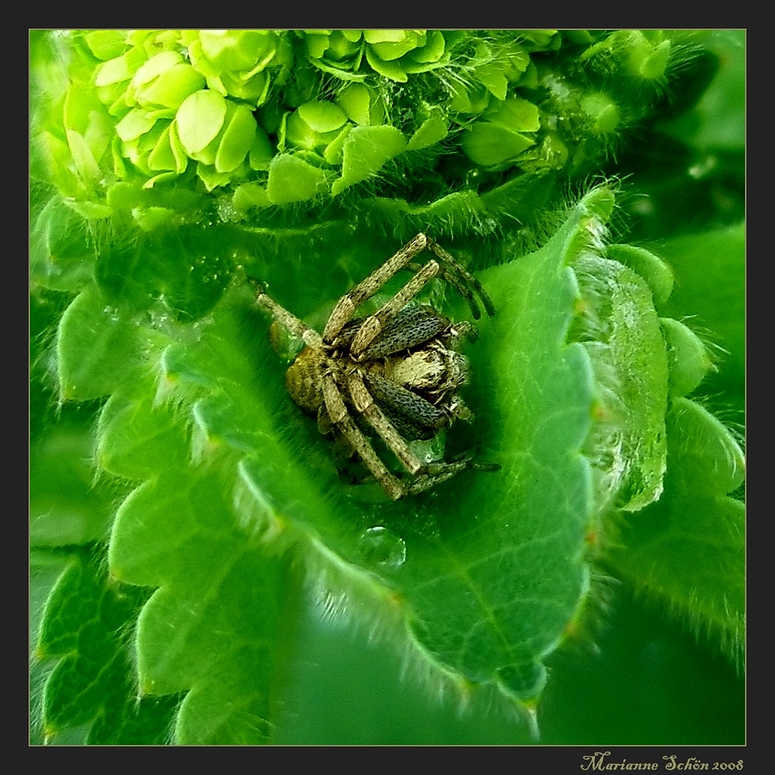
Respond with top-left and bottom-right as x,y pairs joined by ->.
357,526 -> 406,570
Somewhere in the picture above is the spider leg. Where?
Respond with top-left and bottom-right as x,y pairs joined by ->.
400,464 -> 474,496
321,371 -> 405,500
323,233 -> 431,342
347,372 -> 426,475
348,371 -> 476,488
324,233 -> 493,346
425,238 -> 496,319
349,260 -> 441,357
256,290 -> 323,348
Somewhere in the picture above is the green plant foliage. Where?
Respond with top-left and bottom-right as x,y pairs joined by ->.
31,29 -> 713,225
654,222 -> 746,410
34,546 -> 179,744
109,466 -> 289,744
573,250 -> 669,513
30,29 -> 744,745
606,398 -> 745,666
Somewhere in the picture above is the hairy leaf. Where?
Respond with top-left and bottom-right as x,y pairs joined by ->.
57,286 -> 146,401
606,398 -> 745,666
34,547 -> 177,744
145,189 -> 620,714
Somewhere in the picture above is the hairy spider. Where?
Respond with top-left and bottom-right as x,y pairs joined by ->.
256,233 -> 497,499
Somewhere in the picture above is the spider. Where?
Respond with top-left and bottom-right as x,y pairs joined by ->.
255,233 -> 498,499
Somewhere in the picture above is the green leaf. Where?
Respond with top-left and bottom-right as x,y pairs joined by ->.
653,221 -> 745,405
96,376 -> 191,481
137,62 -> 205,109
175,89 -> 227,155
57,286 -> 146,401
197,29 -> 278,73
35,547 -> 175,744
580,92 -> 621,135
475,62 -> 509,101
109,463 -> 290,744
266,153 -> 329,204
297,100 -> 348,133
389,215 -> 598,703
486,96 -> 541,133
94,50 -> 139,87
364,47 -> 409,81
248,126 -> 275,170
151,190 -> 622,713
31,192 -> 97,292
331,125 -> 407,195
84,30 -> 129,61
660,317 -> 714,399
407,108 -> 448,151
335,82 -> 375,125
215,102 -> 257,173
116,107 -> 157,142
461,122 -> 535,168
364,30 -> 424,61
132,51 -> 185,91
606,244 -> 674,309
35,181 -> 742,742
30,423 -> 115,547
94,225 -> 235,321
147,124 -> 185,173
573,251 -> 669,512
606,398 -> 745,665
64,327 -> 294,745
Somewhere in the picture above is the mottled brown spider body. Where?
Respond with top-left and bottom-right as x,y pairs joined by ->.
256,233 -> 497,499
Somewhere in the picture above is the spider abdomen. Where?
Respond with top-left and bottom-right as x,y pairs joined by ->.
285,346 -> 326,415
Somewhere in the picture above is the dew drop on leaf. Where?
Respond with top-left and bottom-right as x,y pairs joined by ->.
357,526 -> 407,570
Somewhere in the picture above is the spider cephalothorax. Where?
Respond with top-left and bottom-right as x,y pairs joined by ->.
256,233 -> 497,499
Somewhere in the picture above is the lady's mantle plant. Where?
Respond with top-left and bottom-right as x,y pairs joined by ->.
30,30 -> 744,744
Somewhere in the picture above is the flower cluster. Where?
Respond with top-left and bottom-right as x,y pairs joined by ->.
32,29 -> 684,226
94,30 -> 288,190
304,29 -> 451,82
